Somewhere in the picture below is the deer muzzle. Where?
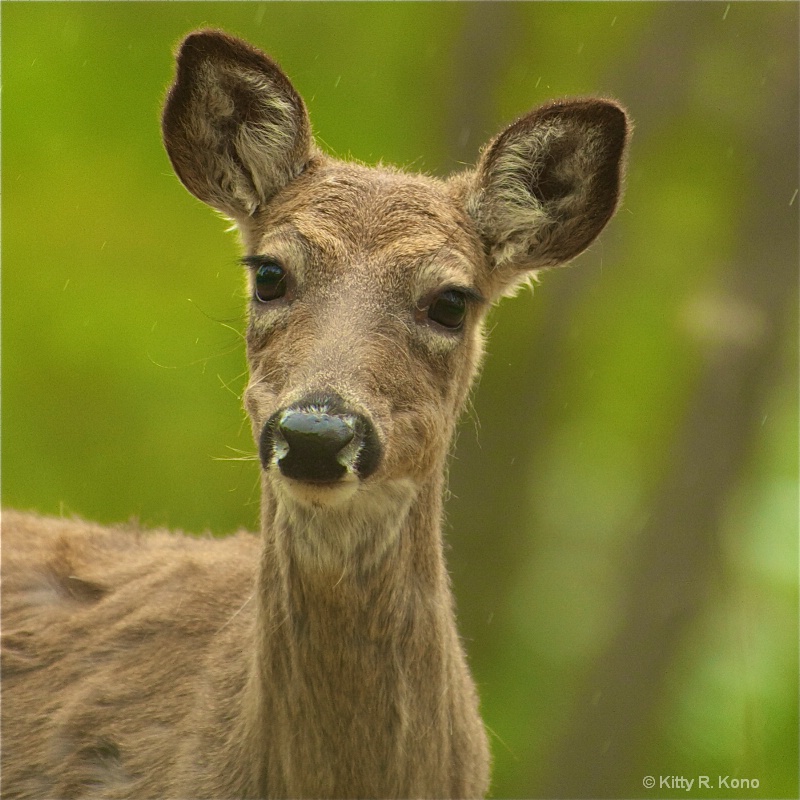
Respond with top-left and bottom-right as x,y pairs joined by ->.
260,394 -> 381,485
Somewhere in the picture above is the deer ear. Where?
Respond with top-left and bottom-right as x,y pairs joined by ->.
162,30 -> 312,221
460,99 -> 630,292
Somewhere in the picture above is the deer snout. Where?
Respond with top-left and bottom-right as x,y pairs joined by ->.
260,396 -> 381,484
275,412 -> 354,482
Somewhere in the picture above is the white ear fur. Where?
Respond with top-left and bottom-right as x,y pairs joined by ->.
162,30 -> 312,222
459,99 -> 630,294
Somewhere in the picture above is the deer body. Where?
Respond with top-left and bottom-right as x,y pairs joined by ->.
2,31 -> 629,799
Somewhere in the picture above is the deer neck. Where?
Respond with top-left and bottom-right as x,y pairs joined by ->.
242,473 -> 466,796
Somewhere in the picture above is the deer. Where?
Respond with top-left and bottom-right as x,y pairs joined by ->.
1,30 -> 629,800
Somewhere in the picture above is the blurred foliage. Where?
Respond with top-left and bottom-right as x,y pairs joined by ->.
2,3 -> 797,798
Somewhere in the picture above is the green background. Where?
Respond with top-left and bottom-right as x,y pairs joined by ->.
3,3 -> 798,797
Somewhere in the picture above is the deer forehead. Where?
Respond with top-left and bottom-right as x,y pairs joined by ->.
249,161 -> 487,296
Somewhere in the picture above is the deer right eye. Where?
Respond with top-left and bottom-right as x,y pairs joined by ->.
253,260 -> 287,303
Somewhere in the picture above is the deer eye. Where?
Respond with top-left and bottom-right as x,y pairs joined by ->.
427,290 -> 468,330
253,260 -> 287,303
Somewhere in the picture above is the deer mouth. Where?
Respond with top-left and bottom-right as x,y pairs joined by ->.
274,472 -> 361,508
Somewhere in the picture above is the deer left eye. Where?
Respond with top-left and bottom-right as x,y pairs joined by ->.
428,290 -> 467,330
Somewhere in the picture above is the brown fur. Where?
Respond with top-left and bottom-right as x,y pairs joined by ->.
2,30 -> 630,799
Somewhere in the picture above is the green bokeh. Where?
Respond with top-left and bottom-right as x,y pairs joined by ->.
3,3 -> 797,797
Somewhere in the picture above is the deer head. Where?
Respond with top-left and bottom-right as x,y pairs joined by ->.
162,30 -> 629,569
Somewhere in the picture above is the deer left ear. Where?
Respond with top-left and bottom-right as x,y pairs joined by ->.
457,99 -> 630,293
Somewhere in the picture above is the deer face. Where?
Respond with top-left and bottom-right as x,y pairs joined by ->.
162,30 -> 629,515
241,163 -> 489,507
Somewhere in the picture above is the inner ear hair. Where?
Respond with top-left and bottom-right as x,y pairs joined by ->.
162,30 -> 313,221
467,98 -> 630,282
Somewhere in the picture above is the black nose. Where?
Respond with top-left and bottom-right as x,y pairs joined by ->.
260,395 -> 381,483
276,411 -> 354,482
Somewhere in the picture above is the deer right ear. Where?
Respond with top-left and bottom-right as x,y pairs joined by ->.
162,30 -> 312,221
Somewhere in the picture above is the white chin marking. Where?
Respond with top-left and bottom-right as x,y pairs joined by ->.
274,474 -> 360,508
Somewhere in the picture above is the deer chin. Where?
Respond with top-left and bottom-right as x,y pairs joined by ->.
272,472 -> 360,509
267,472 -> 419,571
